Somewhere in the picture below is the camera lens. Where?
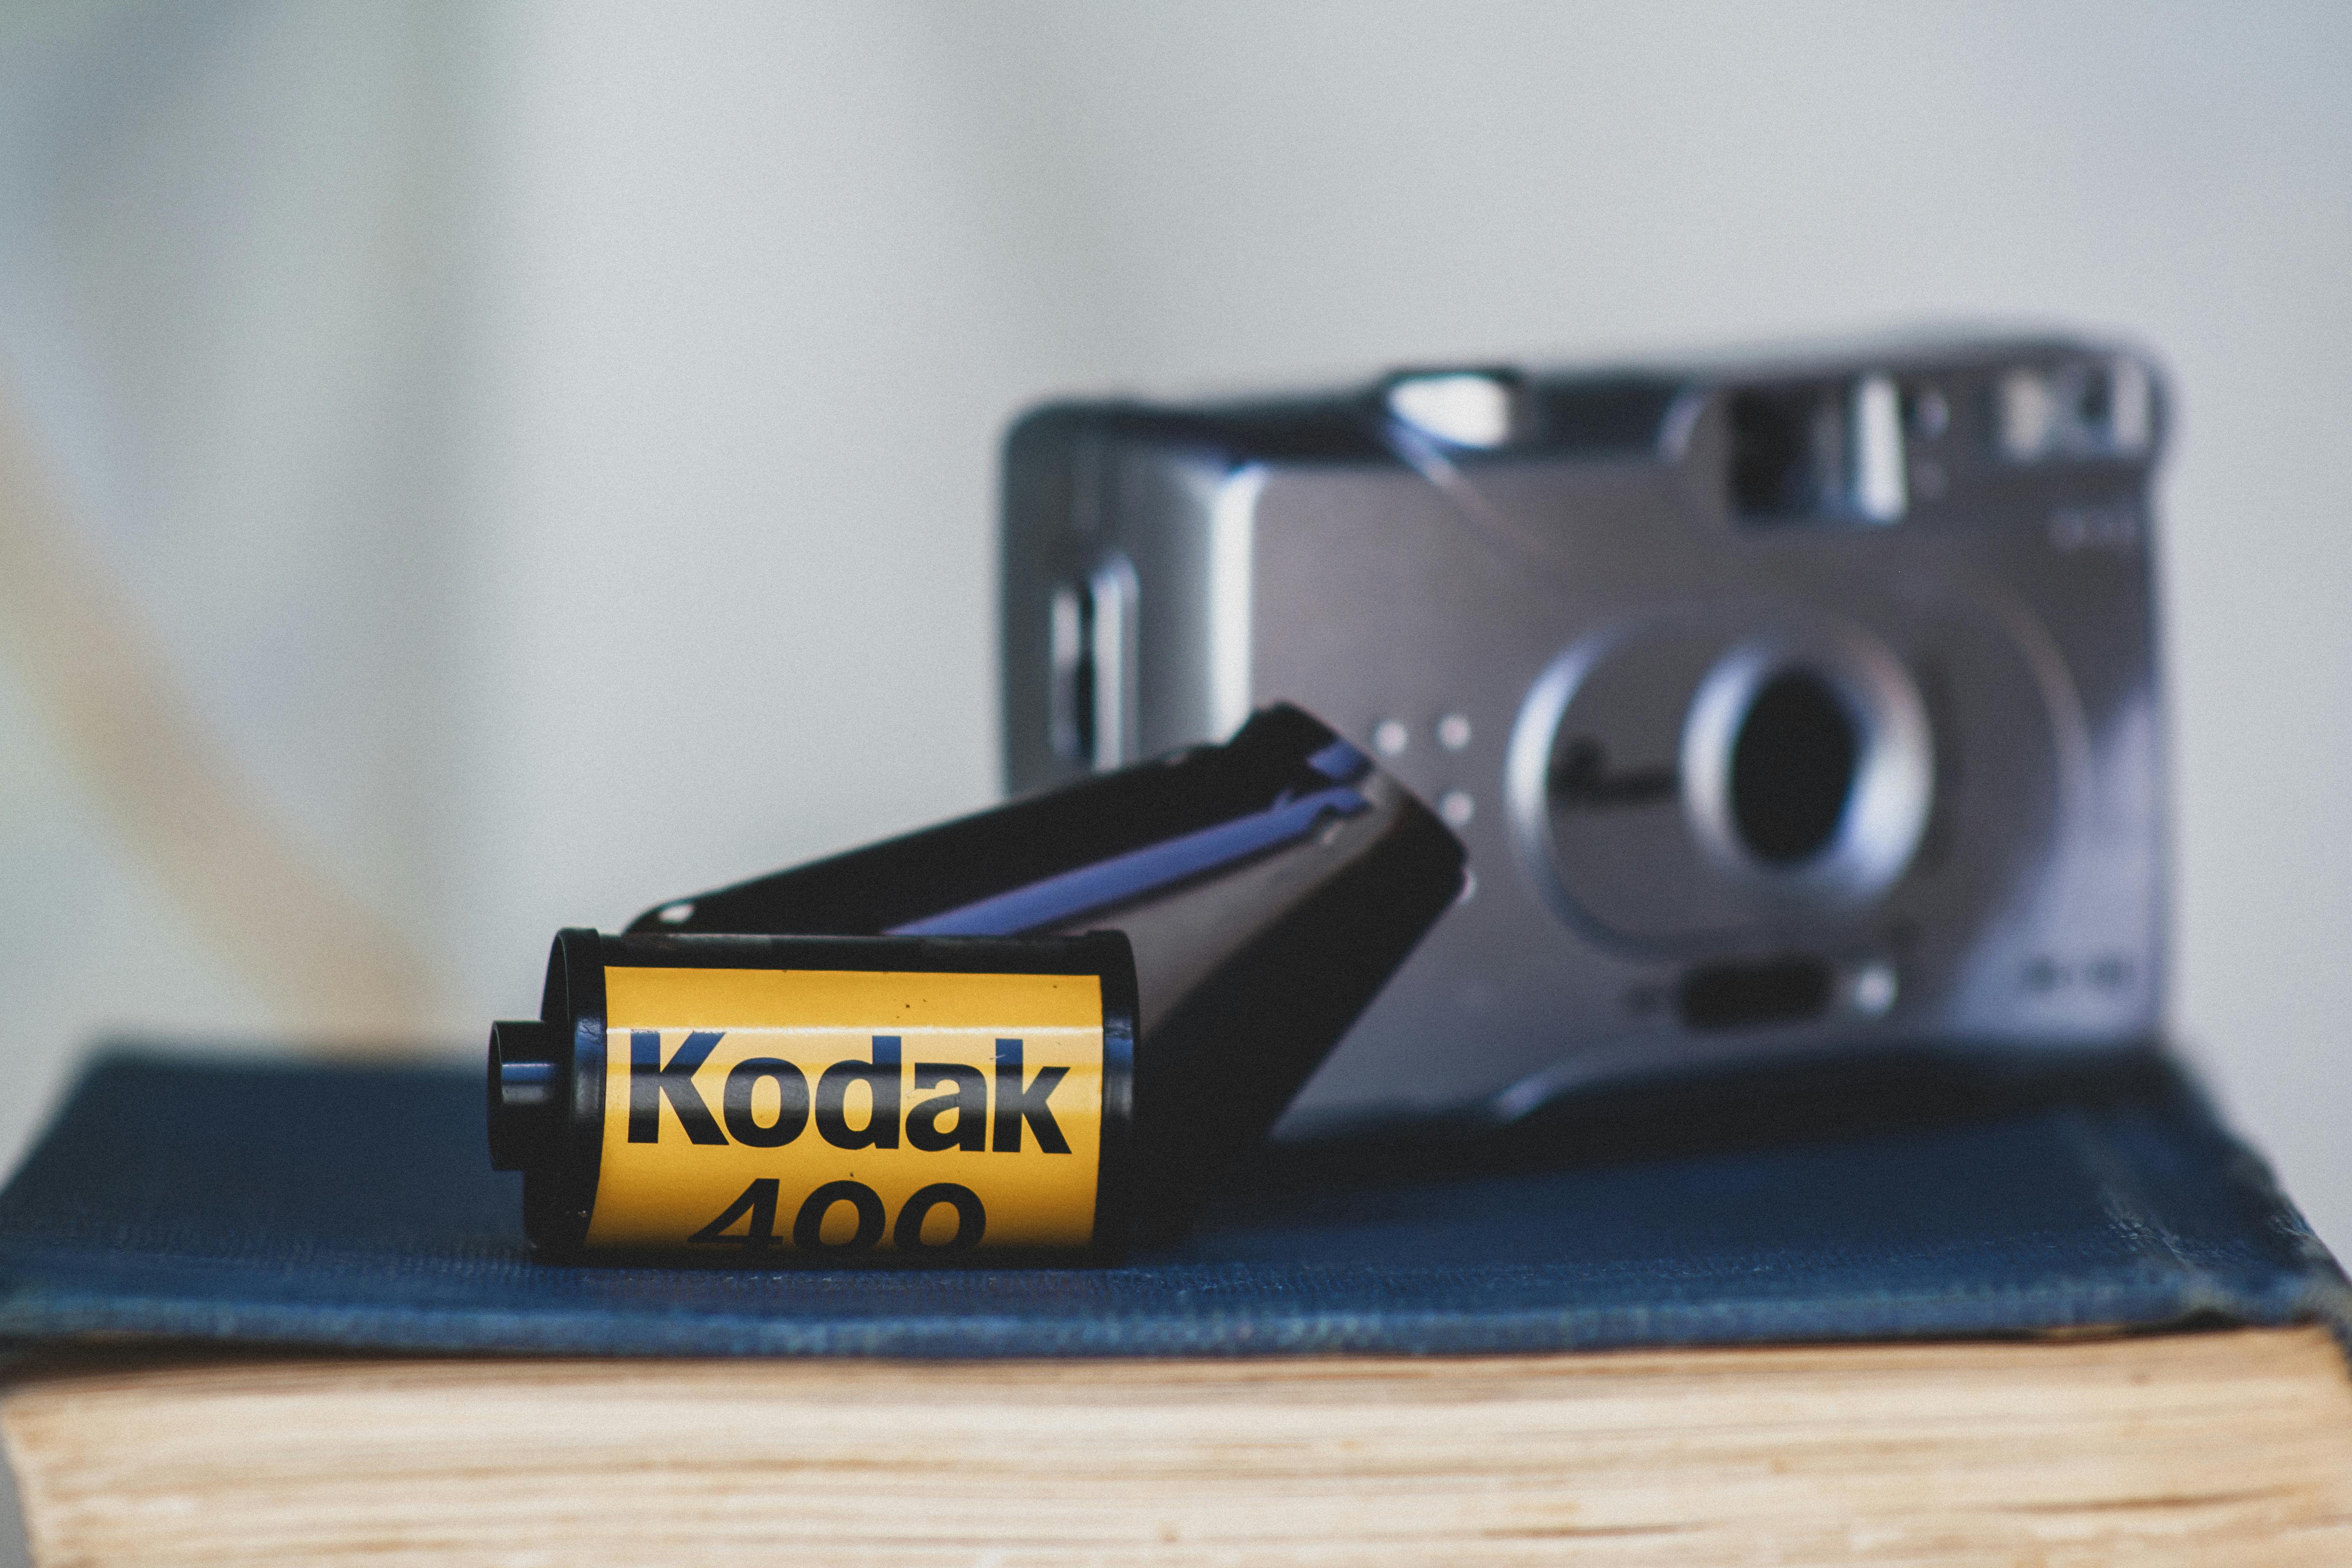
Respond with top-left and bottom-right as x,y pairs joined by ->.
1728,669 -> 1858,864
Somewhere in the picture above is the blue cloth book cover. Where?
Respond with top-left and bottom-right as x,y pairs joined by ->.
0,1047 -> 2341,1359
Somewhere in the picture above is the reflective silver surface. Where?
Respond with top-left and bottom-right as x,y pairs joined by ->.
1002,339 -> 2166,1125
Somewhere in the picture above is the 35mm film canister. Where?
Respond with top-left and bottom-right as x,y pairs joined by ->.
490,930 -> 1136,1261
630,704 -> 1469,1246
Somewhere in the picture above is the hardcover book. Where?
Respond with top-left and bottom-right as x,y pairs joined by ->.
2,1046 -> 2347,1563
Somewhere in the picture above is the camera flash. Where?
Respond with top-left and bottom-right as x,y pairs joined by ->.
1386,372 -> 1514,449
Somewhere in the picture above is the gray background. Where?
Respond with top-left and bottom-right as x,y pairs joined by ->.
0,3 -> 2347,1554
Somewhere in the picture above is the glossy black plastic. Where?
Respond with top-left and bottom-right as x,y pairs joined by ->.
627,704 -> 1466,1244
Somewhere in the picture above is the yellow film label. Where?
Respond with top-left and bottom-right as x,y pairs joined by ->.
585,966 -> 1105,1256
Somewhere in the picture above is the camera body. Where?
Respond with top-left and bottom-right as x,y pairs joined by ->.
1001,337 -> 2166,1127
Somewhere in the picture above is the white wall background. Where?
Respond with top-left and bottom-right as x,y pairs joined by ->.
0,4 -> 2347,1550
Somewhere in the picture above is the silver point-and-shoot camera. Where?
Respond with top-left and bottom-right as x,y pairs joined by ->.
1000,336 -> 2165,1128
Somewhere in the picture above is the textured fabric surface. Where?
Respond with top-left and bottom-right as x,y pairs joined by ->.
0,1048 -> 2341,1357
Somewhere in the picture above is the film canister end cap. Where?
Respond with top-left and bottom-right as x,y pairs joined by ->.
487,1018 -> 562,1172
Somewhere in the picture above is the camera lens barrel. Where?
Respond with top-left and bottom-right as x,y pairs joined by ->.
490,929 -> 1138,1262
1680,632 -> 1934,905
